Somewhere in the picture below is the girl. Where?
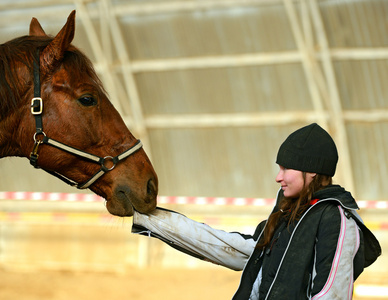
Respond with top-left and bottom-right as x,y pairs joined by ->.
132,123 -> 381,299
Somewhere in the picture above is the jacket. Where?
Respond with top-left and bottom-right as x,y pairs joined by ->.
132,185 -> 381,299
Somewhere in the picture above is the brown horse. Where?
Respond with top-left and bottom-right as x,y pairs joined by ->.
0,11 -> 158,216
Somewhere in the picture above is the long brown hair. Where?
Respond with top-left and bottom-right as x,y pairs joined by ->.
256,173 -> 332,250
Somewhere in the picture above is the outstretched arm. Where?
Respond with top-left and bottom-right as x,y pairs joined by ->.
132,207 -> 258,271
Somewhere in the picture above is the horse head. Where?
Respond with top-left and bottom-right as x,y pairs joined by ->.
0,11 -> 158,216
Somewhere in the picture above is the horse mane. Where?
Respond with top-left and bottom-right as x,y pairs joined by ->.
0,35 -> 104,121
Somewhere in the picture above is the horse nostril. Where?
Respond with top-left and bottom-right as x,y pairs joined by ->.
147,178 -> 157,197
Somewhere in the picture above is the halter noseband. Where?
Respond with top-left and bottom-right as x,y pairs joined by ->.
29,50 -> 143,189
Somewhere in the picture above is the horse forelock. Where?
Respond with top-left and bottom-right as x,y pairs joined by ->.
61,47 -> 107,97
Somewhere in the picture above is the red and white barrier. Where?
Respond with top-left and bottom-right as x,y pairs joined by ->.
1,191 -> 387,231
0,191 -> 388,209
0,191 -> 102,202
157,196 -> 275,206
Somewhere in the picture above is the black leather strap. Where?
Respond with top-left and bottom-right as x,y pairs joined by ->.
32,49 -> 43,133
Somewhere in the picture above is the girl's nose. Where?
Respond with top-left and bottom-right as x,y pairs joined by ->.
275,170 -> 282,183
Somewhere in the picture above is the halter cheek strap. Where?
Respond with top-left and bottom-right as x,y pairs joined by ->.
31,61 -> 43,132
29,49 -> 143,189
30,49 -> 44,166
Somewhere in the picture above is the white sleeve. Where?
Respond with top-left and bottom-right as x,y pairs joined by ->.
132,208 -> 256,271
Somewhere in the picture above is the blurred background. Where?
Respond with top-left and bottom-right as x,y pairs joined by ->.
0,0 -> 387,299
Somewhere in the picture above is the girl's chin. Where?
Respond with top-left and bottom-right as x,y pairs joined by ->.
283,190 -> 299,198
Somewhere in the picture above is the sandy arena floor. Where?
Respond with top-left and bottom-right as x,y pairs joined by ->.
0,267 -> 241,300
1,267 -> 386,299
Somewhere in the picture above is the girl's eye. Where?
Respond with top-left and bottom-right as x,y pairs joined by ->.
78,95 -> 97,106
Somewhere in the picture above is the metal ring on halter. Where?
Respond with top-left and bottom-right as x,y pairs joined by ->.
101,156 -> 116,171
33,131 -> 46,142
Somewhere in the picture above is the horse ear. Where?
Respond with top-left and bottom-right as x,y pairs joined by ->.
41,10 -> 76,71
29,17 -> 47,37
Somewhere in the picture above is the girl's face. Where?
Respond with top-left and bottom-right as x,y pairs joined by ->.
275,166 -> 316,198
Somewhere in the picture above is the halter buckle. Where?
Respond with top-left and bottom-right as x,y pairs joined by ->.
31,97 -> 43,115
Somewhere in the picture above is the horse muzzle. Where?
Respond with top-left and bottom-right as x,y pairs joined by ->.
107,178 -> 158,217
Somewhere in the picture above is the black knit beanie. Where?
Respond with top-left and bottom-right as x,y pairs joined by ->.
276,123 -> 338,176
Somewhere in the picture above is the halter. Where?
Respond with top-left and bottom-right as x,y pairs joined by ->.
29,50 -> 143,189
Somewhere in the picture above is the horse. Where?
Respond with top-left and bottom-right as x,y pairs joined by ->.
0,11 -> 158,217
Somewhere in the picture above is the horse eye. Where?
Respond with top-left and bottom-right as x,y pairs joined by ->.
78,95 -> 97,107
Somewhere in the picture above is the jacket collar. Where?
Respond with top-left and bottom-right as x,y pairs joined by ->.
312,184 -> 359,210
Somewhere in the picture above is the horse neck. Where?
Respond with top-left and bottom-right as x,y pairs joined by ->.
0,107 -> 26,158
0,42 -> 34,158
0,65 -> 31,158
